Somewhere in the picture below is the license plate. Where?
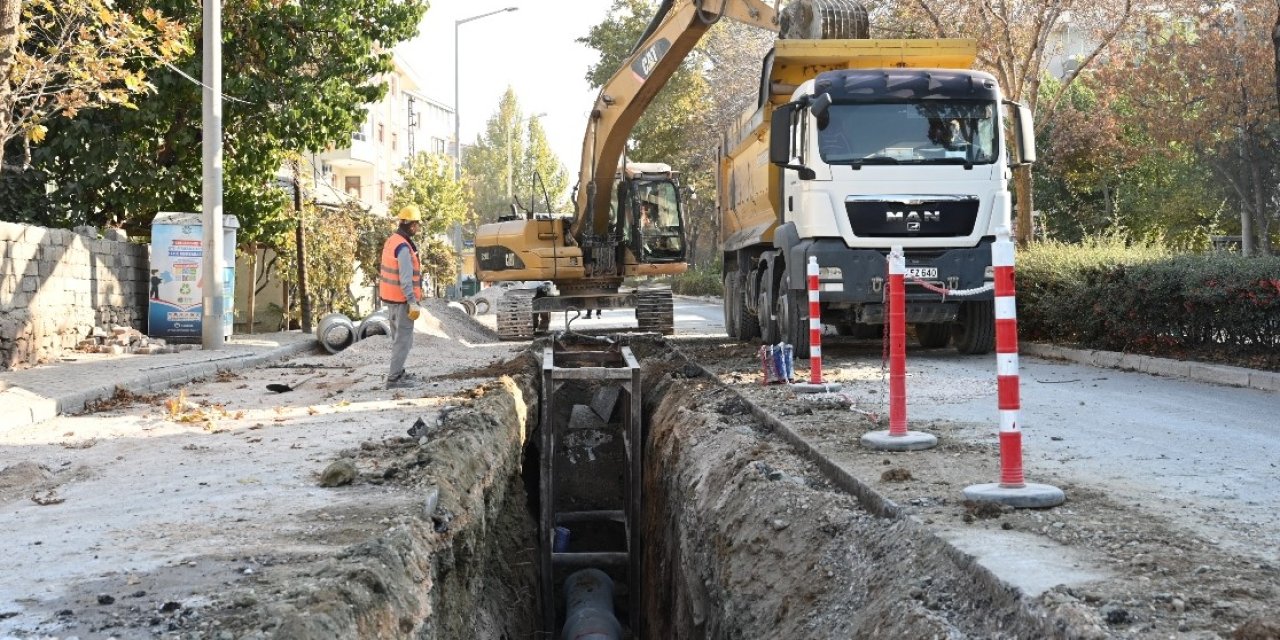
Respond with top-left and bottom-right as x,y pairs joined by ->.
906,267 -> 938,279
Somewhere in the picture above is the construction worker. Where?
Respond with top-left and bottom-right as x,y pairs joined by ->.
380,205 -> 425,389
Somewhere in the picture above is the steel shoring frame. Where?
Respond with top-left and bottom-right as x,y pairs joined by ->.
539,342 -> 642,637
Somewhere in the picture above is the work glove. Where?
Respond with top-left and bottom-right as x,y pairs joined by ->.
407,303 -> 422,321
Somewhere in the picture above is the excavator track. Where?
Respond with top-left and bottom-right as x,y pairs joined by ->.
634,289 -> 675,335
496,289 -> 537,341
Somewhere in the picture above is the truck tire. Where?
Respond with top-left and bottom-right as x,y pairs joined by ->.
734,276 -> 760,341
915,323 -> 951,349
777,273 -> 810,359
758,275 -> 779,345
723,273 -> 739,339
953,300 -> 995,355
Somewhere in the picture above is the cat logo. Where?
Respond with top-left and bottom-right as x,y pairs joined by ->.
631,38 -> 671,82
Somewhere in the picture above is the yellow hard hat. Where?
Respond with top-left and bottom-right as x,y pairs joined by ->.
397,205 -> 422,222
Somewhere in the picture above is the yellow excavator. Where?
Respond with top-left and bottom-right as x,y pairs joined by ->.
473,0 -> 864,340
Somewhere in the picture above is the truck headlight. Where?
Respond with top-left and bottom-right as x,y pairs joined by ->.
819,266 -> 842,280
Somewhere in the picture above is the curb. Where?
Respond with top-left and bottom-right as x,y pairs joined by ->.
4,338 -> 319,430
1021,343 -> 1280,394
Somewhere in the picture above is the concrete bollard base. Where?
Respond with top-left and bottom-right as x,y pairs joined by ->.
790,382 -> 843,394
860,430 -> 938,451
962,482 -> 1065,508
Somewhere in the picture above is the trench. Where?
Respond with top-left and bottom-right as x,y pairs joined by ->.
250,338 -> 1060,638
487,337 -> 1060,639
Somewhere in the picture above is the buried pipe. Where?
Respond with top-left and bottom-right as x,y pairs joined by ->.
355,309 -> 392,340
316,312 -> 355,354
561,569 -> 622,640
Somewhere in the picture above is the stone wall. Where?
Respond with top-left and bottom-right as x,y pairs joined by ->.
0,221 -> 149,370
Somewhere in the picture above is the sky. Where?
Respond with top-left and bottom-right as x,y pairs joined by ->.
395,0 -> 615,178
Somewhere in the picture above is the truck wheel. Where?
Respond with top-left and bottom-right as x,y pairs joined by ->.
777,273 -> 810,359
758,276 -> 779,345
915,323 -> 951,348
723,273 -> 739,339
953,300 -> 995,355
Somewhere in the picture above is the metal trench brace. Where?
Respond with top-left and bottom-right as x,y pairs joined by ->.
540,335 -> 641,638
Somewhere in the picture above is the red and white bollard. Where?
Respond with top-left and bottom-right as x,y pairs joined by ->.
861,246 -> 936,451
792,256 -> 841,393
963,229 -> 1064,507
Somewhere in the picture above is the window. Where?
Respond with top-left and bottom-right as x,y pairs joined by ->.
817,101 -> 998,166
432,138 -> 445,155
377,123 -> 385,143
378,181 -> 385,202
331,174 -> 338,187
391,133 -> 398,151
345,176 -> 361,196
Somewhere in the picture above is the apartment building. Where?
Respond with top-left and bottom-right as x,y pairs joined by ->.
312,53 -> 455,215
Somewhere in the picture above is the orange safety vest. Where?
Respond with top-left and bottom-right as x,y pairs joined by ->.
379,232 -> 423,303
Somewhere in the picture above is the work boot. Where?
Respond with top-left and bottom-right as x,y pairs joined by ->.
386,371 -> 420,390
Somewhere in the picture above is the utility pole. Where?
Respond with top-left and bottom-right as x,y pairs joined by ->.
200,0 -> 226,349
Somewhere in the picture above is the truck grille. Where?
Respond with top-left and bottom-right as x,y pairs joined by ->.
846,198 -> 979,238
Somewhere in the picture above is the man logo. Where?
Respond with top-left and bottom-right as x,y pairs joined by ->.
886,210 -> 941,223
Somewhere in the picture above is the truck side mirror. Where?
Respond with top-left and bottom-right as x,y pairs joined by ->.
769,104 -> 817,180
769,106 -> 794,165
1011,102 -> 1036,165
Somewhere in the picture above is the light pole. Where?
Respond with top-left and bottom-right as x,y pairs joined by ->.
451,6 -> 518,292
200,0 -> 225,348
508,112 -> 546,202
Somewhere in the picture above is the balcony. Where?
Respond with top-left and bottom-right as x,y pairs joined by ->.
319,135 -> 376,168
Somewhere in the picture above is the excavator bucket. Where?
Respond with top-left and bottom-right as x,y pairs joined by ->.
779,0 -> 870,40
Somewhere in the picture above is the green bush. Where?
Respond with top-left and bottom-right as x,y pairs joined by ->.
670,260 -> 724,297
1018,237 -> 1280,352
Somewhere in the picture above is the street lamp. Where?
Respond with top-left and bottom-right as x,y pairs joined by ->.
451,6 -> 518,293
508,112 -> 547,202
454,6 -> 518,180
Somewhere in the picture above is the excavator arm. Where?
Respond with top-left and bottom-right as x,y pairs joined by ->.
570,0 -> 781,239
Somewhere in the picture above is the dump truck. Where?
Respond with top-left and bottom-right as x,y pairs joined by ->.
719,32 -> 1037,357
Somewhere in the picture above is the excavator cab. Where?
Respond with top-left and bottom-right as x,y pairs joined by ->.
615,162 -> 686,267
625,179 -> 685,263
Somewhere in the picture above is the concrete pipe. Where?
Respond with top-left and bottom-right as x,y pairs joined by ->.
560,568 -> 622,640
356,309 -> 391,341
316,312 -> 355,354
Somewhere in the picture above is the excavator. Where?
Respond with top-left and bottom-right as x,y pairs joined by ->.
473,0 -> 865,340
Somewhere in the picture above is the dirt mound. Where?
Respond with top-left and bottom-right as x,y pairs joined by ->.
422,299 -> 499,344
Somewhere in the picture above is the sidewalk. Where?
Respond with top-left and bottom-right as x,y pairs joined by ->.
0,331 -> 318,431
1021,342 -> 1280,393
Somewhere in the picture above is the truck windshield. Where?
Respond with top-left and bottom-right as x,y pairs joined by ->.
816,101 -> 998,166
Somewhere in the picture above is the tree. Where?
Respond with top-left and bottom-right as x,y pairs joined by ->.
1102,4 -> 1278,255
0,0 -> 425,246
461,88 -> 568,225
0,0 -> 188,171
389,152 -> 470,238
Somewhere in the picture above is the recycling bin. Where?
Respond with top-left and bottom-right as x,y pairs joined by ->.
148,211 -> 239,343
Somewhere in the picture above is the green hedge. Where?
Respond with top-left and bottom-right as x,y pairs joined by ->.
1018,238 -> 1280,351
669,260 -> 724,297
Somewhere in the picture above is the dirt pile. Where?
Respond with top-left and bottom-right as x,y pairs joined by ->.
638,350 -> 1060,639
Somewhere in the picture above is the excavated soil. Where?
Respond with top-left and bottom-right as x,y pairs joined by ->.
675,336 -> 1280,639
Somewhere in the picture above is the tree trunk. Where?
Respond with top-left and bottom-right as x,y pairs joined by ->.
247,245 -> 257,334
1250,159 -> 1270,256
0,0 -> 22,155
1013,165 -> 1035,245
1274,4 -> 1280,125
